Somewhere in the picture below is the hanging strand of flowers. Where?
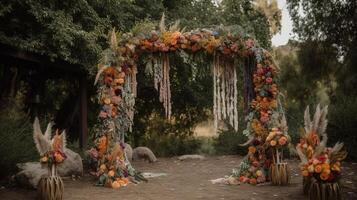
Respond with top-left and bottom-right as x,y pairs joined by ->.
213,55 -> 239,131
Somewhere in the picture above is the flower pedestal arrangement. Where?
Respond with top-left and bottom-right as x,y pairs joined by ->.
38,164 -> 64,200
33,118 -> 67,200
269,148 -> 290,185
308,178 -> 342,200
296,105 -> 347,200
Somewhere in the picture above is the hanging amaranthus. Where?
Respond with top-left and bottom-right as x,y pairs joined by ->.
153,53 -> 171,119
213,54 -> 239,132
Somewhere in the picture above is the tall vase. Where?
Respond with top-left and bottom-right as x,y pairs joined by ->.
269,148 -> 290,185
309,178 -> 342,200
37,164 -> 64,200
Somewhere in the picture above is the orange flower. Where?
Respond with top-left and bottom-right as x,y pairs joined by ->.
54,152 -> 64,163
97,135 -> 108,155
321,163 -> 330,171
108,170 -> 115,177
111,180 -> 121,189
52,130 -> 62,151
314,164 -> 322,173
320,171 -> 330,181
99,164 -> 107,171
278,136 -> 287,146
248,146 -> 256,154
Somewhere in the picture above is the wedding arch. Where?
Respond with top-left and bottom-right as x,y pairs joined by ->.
89,16 -> 288,188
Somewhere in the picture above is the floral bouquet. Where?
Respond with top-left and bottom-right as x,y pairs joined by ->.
300,145 -> 346,183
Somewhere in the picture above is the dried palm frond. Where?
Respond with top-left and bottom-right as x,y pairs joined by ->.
169,20 -> 180,32
44,121 -> 53,141
317,105 -> 328,136
296,147 -> 308,164
312,103 -> 322,133
33,117 -> 51,155
239,135 -> 254,146
110,29 -> 118,51
60,130 -> 67,150
159,13 -> 166,32
313,142 -> 326,157
304,104 -> 329,137
304,105 -> 312,134
329,142 -> 347,163
279,114 -> 288,134
94,65 -> 109,85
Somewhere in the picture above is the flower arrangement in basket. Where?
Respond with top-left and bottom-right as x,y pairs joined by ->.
296,105 -> 347,200
266,118 -> 291,185
33,118 -> 66,200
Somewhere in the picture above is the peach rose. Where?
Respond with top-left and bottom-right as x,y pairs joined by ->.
270,140 -> 277,146
278,136 -> 287,145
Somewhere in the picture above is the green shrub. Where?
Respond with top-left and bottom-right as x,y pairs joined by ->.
214,128 -> 248,155
328,95 -> 357,160
0,94 -> 37,179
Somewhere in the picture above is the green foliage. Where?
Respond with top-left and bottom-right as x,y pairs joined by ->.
328,95 -> 357,160
0,92 -> 37,179
214,128 -> 248,155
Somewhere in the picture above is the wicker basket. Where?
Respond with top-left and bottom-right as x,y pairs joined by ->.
269,162 -> 290,185
37,164 -> 64,200
309,178 -> 342,200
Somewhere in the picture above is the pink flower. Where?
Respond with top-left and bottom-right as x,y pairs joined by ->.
266,77 -> 273,84
99,111 -> 107,118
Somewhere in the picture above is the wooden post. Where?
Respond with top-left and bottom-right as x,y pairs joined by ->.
79,76 -> 88,150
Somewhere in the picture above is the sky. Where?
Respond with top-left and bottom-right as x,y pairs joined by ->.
271,0 -> 293,47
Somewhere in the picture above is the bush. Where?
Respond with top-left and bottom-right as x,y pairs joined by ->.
140,132 -> 201,157
0,94 -> 37,179
328,95 -> 357,160
214,128 -> 248,155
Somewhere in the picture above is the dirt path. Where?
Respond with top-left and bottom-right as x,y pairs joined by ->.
1,155 -> 357,200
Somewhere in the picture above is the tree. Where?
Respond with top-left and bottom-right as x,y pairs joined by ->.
287,0 -> 357,93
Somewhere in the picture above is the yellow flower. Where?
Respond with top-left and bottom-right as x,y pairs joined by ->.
256,170 -> 263,177
307,165 -> 315,173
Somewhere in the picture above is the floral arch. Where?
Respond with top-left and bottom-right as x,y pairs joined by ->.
90,18 -> 289,188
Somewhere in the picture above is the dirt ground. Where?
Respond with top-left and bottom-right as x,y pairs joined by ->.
1,155 -> 357,200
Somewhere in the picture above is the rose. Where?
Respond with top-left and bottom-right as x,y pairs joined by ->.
307,165 -> 315,173
266,77 -> 273,84
315,164 -> 322,173
270,140 -> 277,146
278,136 -> 287,146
